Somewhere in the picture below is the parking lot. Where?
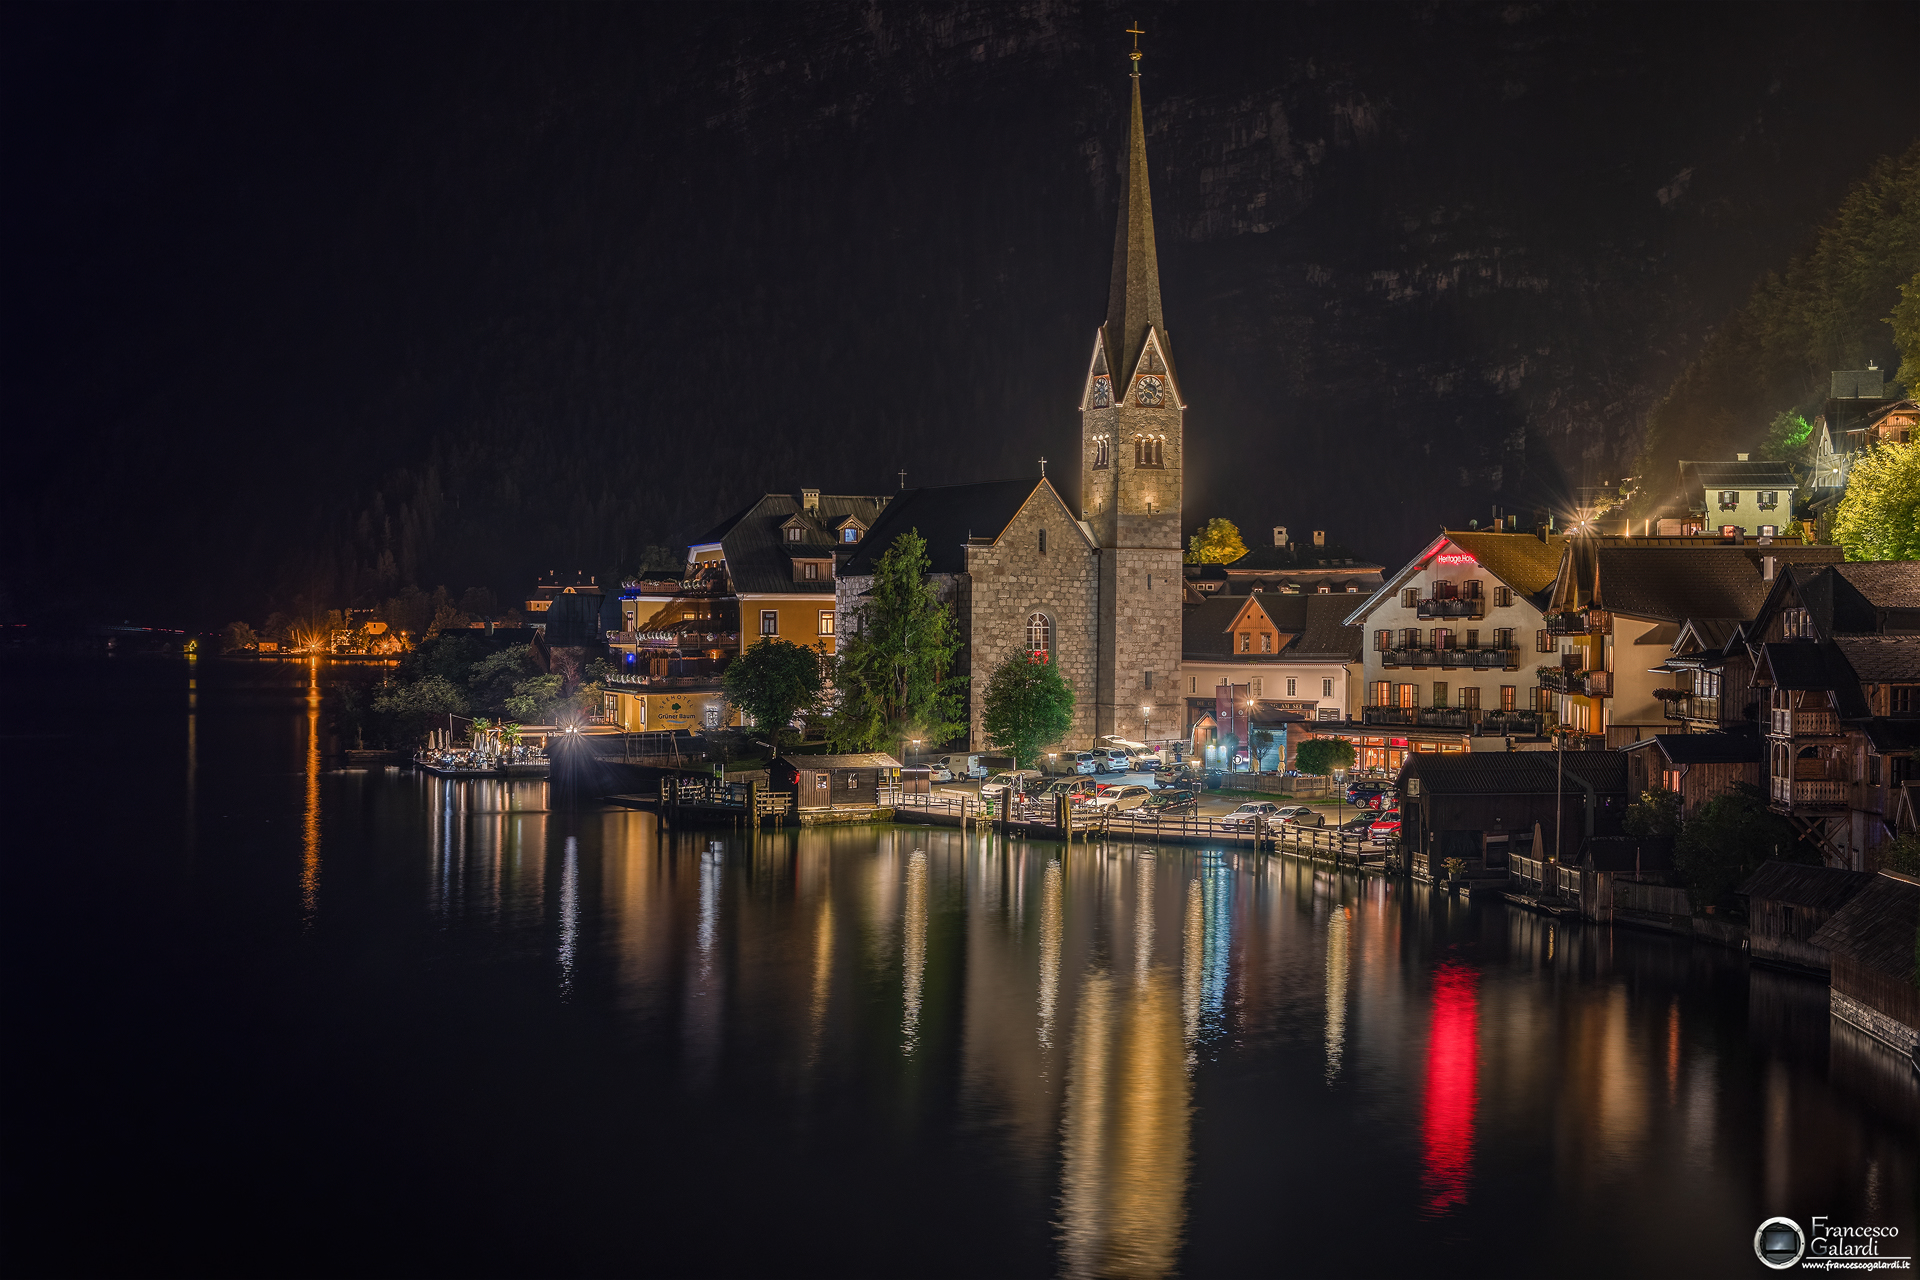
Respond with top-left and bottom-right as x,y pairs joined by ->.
932,770 -> 1395,827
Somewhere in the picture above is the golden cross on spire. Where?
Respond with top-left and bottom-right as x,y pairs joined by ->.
1126,22 -> 1145,63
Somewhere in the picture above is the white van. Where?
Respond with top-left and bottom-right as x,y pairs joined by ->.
937,753 -> 988,780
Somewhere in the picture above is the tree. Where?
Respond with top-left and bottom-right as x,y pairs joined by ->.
1295,738 -> 1356,776
722,637 -> 826,752
1251,728 -> 1274,771
221,621 -> 260,652
1758,410 -> 1816,465
1892,271 -> 1920,396
1674,783 -> 1815,912
1623,787 -> 1682,840
372,674 -> 470,745
1878,834 -> 1920,877
826,530 -> 967,751
980,651 -> 1075,767
1185,517 -> 1249,565
1833,439 -> 1920,561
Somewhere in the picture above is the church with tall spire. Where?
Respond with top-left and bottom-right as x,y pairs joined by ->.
834,43 -> 1186,749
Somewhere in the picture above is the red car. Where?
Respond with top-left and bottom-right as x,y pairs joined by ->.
1368,809 -> 1402,844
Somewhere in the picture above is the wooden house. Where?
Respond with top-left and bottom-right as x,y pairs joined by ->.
1620,732 -> 1762,820
1809,870 -> 1920,1057
1396,751 -> 1627,880
769,753 -> 901,810
1738,860 -> 1875,973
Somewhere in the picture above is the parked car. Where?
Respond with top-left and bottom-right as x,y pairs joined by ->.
1126,748 -> 1163,770
1369,809 -> 1402,844
1336,815 -> 1376,837
1097,748 -> 1133,773
1145,788 -> 1197,816
1273,805 -> 1325,827
937,754 -> 989,780
1345,783 -> 1389,807
1089,784 -> 1153,812
1072,752 -> 1104,775
1039,777 -> 1098,806
981,770 -> 1042,800
925,763 -> 954,783
1220,801 -> 1283,829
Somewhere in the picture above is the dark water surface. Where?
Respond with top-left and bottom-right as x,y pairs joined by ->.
3,658 -> 1915,1278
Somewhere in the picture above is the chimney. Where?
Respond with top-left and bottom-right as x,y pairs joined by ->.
1273,526 -> 1288,547
1313,530 -> 1326,546
802,488 -> 820,513
1736,452 -> 1750,462
1762,555 -> 1777,582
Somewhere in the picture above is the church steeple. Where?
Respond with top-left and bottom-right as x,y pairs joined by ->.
1103,62 -> 1166,391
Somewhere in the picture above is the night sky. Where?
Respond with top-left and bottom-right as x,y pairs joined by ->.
5,2 -> 1916,629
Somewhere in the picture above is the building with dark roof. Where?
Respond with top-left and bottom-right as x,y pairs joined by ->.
1620,731 -> 1762,820
1808,870 -> 1920,1057
1678,458 -> 1802,536
1738,860 -> 1875,973
1190,525 -> 1385,596
1738,561 -> 1920,869
1396,750 -> 1628,880
1177,592 -> 1363,764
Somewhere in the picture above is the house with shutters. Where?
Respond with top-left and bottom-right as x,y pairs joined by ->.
1678,458 -> 1803,537
1178,591 -> 1362,759
1335,527 -> 1562,772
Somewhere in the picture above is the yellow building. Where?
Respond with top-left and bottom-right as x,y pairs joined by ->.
602,681 -> 742,733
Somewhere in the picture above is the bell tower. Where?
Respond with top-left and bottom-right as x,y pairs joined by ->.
1080,35 -> 1184,741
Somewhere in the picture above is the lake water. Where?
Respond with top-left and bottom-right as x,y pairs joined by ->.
3,657 -> 1915,1277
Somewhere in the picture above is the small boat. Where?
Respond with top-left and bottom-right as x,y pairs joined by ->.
413,750 -> 500,778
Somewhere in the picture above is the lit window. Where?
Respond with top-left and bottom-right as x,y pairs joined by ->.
819,611 -> 835,636
1501,685 -> 1516,711
786,527 -> 802,542
843,527 -> 859,543
760,611 -> 778,636
1240,632 -> 1251,653
1026,613 -> 1052,661
1261,633 -> 1273,654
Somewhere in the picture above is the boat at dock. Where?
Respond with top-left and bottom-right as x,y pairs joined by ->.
413,747 -> 550,779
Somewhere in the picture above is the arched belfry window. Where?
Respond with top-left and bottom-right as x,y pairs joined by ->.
1134,435 -> 1164,468
1026,613 -> 1052,662
1093,435 -> 1110,469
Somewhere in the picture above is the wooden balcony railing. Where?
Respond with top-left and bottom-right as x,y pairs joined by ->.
1769,776 -> 1847,809
1380,646 -> 1517,670
1770,708 -> 1841,737
1545,610 -> 1611,636
1416,598 -> 1485,620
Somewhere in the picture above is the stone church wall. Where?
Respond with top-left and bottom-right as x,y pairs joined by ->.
963,489 -> 1099,752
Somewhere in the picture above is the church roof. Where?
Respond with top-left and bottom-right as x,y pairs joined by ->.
840,478 -> 1046,576
1103,69 -> 1168,398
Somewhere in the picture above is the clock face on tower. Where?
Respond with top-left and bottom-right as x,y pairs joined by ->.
1134,374 -> 1165,407
1091,375 -> 1111,408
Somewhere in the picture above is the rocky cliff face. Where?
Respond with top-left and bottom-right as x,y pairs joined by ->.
8,2 -> 1916,620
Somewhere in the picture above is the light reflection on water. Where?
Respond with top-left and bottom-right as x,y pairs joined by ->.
130,660 -> 1919,1278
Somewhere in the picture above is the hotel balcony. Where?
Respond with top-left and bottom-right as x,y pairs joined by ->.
1537,666 -> 1612,697
1415,597 -> 1485,621
1477,710 -> 1544,737
1659,693 -> 1721,723
1768,708 -> 1841,738
1769,776 -> 1848,812
1379,646 -> 1518,670
1545,610 -> 1611,636
1359,706 -> 1532,733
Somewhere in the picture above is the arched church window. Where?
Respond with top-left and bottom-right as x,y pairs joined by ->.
1026,613 -> 1052,662
1094,436 -> 1109,469
1134,436 -> 1164,468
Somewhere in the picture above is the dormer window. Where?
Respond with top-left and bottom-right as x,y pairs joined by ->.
842,528 -> 858,543
785,526 -> 802,542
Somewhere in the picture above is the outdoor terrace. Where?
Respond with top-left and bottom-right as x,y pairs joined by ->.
1379,646 -> 1518,670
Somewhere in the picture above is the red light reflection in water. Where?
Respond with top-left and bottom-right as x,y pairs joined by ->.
1420,961 -> 1479,1217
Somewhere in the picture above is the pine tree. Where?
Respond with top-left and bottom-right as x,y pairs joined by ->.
825,530 -> 967,753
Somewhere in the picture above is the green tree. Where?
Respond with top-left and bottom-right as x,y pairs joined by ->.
221,621 -> 260,652
1893,272 -> 1920,396
1878,833 -> 1920,877
1295,738 -> 1356,776
1833,439 -> 1920,561
468,647 -> 539,717
372,674 -> 470,745
826,530 -> 967,752
1185,517 -> 1249,565
1674,783 -> 1815,912
503,673 -> 564,723
722,637 -> 826,752
980,651 -> 1075,767
1758,410 -> 1816,465
1623,787 -> 1682,840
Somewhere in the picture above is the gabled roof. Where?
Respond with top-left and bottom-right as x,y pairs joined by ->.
1807,872 -> 1920,982
1620,732 -> 1762,765
1830,368 -> 1887,400
1398,751 -> 1627,795
1681,459 -> 1800,490
1832,562 -> 1920,611
1345,530 -> 1567,625
1738,860 -> 1875,911
1183,595 -> 1284,660
698,492 -> 895,594
774,753 -> 902,770
840,478 -> 1052,576
1672,618 -> 1745,658
1224,538 -> 1382,575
